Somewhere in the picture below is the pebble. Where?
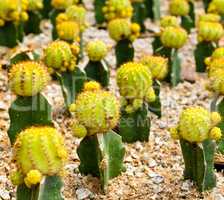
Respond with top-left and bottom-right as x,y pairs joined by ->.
76,187 -> 94,200
158,121 -> 167,129
0,189 -> 10,200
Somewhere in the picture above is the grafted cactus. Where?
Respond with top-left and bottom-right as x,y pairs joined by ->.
108,18 -> 140,67
169,106 -> 222,191
84,40 -> 110,87
70,84 -> 125,191
116,62 -> 160,142
144,0 -> 160,21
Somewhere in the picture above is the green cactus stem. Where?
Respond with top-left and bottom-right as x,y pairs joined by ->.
50,9 -> 63,40
180,139 -> 216,192
0,22 -> 24,47
41,0 -> 53,19
56,68 -> 86,108
84,60 -> 109,88
17,176 -> 64,200
144,0 -> 160,21
94,0 -> 106,24
118,103 -> 150,142
194,41 -> 216,73
115,39 -> 134,68
132,1 -> 147,32
203,0 -> 211,11
77,131 -> 125,192
24,11 -> 42,34
181,1 -> 195,33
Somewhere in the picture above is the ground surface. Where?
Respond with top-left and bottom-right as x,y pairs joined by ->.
0,0 -> 224,200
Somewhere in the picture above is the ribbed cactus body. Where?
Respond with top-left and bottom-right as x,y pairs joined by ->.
86,40 -> 108,61
103,0 -> 133,20
13,126 -> 67,185
209,68 -> 224,94
160,27 -> 188,49
208,0 -> 224,15
9,61 -> 50,96
169,0 -> 189,16
160,16 -> 179,28
199,13 -> 221,22
27,0 -> 43,11
140,55 -> 168,80
207,58 -> 224,77
51,0 -> 74,10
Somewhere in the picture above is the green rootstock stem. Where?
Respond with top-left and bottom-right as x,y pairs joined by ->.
77,131 -> 125,192
94,0 -> 106,24
180,139 -> 216,192
181,1 -> 195,33
132,2 -> 147,32
41,0 -> 53,19
115,39 -> 134,68
194,41 -> 216,73
24,11 -> 42,34
17,176 -> 64,200
84,60 -> 110,87
144,0 -> 160,21
8,93 -> 52,144
203,0 -> 211,11
50,9 -> 63,40
118,103 -> 150,143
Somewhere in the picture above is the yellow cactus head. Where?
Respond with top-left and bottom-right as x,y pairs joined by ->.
70,90 -> 120,136
83,81 -> 101,92
207,58 -> 224,77
116,62 -> 153,100
51,0 -> 73,9
199,13 -> 221,23
56,20 -> 80,42
197,21 -> 224,42
140,55 -> 168,80
9,61 -> 50,96
209,69 -> 224,95
170,106 -> 222,143
103,0 -> 133,20
44,40 -> 78,73
27,0 -> 43,11
208,0 -> 224,15
86,40 -> 108,61
160,26 -> 188,49
160,16 -> 180,28
12,126 -> 67,186
169,0 -> 190,16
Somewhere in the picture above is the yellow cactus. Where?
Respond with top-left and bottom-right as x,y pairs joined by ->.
145,87 -> 156,103
56,20 -> 80,42
51,0 -> 74,10
9,61 -> 50,96
205,47 -> 224,66
12,126 -> 67,185
140,55 -> 168,80
71,121 -> 87,138
160,16 -> 179,28
199,13 -> 221,23
197,21 -> 224,42
103,0 -> 133,21
169,0 -> 190,16
27,0 -> 43,11
207,58 -> 224,77
70,90 -> 120,135
10,171 -> 24,186
44,40 -> 78,73
83,81 -> 101,91
208,0 -> 224,15
209,69 -> 224,95
160,26 -> 188,49
169,106 -> 222,143
86,40 -> 108,61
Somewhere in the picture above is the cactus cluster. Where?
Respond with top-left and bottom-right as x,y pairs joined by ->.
44,40 -> 79,73
86,40 -> 108,61
169,0 -> 190,16
10,126 -> 67,188
102,0 -> 133,21
9,61 -> 50,96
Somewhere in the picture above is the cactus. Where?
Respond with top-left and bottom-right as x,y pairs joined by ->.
160,16 -> 179,28
108,18 -> 140,67
44,40 -> 86,107
144,0 -> 160,21
169,106 -> 222,191
84,40 -> 110,87
70,86 -> 125,191
116,62 -> 159,142
208,0 -> 224,16
10,126 -> 67,200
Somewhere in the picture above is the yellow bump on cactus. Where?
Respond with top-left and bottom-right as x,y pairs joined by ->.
116,62 -> 153,100
125,104 -> 135,114
103,0 -> 133,20
169,127 -> 180,140
211,112 -> 222,125
108,18 -> 131,42
207,58 -> 224,77
209,127 -> 222,140
24,170 -> 42,188
160,26 -> 188,49
131,23 -> 140,33
69,103 -> 76,112
132,99 -> 143,110
86,40 -> 108,61
208,0 -> 224,15
27,0 -> 43,11
209,47 -> 224,63
199,13 -> 221,23
209,69 -> 224,94
51,0 -> 74,9
44,40 -> 77,73
56,20 -> 80,42
197,21 -> 224,42
140,55 -> 168,80
169,0 -> 190,16
56,13 -> 69,24
9,61 -> 50,97
71,90 -> 120,135
71,122 -> 87,138
20,12 -> 29,21
160,16 -> 179,28
10,171 -> 24,186
83,81 -> 101,92
13,126 -> 67,178
120,96 -> 128,107
145,87 -> 156,103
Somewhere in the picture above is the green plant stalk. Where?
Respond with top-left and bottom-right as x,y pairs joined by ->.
203,0 -> 211,11
132,2 -> 147,32
94,0 -> 106,24
144,0 -> 160,21
41,0 -> 53,19
24,11 -> 42,34
181,1 -> 195,33
180,139 -> 216,192
50,9 -> 63,40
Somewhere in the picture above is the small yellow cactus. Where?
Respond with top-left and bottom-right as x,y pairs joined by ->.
86,40 -> 108,61
208,0 -> 224,15
169,106 -> 222,143
103,0 -> 133,21
56,20 -> 80,42
197,21 -> 224,42
83,81 -> 101,91
169,0 -> 190,16
51,0 -> 74,10
160,26 -> 188,49
160,16 -> 179,28
140,55 -> 168,80
199,13 -> 221,23
9,61 -> 50,96
27,0 -> 43,11
207,58 -> 224,77
209,69 -> 224,95
24,170 -> 42,188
